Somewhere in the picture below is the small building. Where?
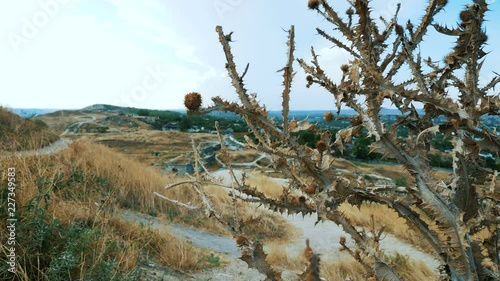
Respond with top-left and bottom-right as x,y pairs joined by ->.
163,163 -> 194,175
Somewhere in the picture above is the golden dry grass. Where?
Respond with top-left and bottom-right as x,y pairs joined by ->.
386,252 -> 437,281
107,217 -> 209,271
265,244 -> 372,281
320,256 -> 372,281
91,130 -> 218,167
62,139 -> 174,212
66,139 -> 296,242
1,137 -> 296,278
0,107 -> 58,151
265,241 -> 304,269
266,243 -> 435,281
339,202 -> 431,253
331,158 -> 451,183
217,149 -> 260,163
246,173 -> 287,199
38,110 -> 151,134
203,184 -> 298,242
0,143 -> 211,275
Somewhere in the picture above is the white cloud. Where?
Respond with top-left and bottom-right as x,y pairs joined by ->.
0,0 -> 219,109
0,0 -> 498,110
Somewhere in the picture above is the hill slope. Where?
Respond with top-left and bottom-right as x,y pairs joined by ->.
0,107 -> 58,151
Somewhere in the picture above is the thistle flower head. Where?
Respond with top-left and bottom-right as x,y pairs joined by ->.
308,0 -> 320,10
316,140 -> 328,152
395,24 -> 404,36
324,112 -> 334,122
184,92 -> 202,111
460,10 -> 473,22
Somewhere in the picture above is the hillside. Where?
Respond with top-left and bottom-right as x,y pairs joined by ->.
0,107 -> 58,151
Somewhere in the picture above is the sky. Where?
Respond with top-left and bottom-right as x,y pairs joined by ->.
1,0 -> 499,111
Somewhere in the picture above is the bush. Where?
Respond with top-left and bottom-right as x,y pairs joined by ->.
394,177 -> 408,187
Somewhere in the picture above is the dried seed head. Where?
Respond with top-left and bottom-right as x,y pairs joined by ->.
340,64 -> 349,73
346,7 -> 354,15
287,194 -> 298,204
306,75 -> 314,82
375,34 -> 385,44
305,185 -> 316,194
236,235 -> 248,246
289,120 -> 298,130
308,0 -> 321,10
316,140 -> 328,152
277,157 -> 287,167
395,24 -> 404,36
299,196 -> 306,204
184,92 -> 202,111
324,111 -> 334,122
339,235 -> 346,244
304,239 -> 313,259
460,10 -> 473,22
354,250 -> 361,261
437,0 -> 448,5
444,54 -> 455,65
406,20 -> 413,31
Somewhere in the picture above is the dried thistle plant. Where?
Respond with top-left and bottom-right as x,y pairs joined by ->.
159,1 -> 499,280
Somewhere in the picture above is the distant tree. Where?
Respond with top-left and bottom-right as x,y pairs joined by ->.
179,116 -> 192,131
137,109 -> 150,116
295,130 -> 320,148
352,133 -> 378,160
432,133 -> 453,151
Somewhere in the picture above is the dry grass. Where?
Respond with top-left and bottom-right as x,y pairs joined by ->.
331,158 -> 451,183
65,139 -> 296,242
265,241 -> 304,269
246,173 -> 287,199
63,140 -> 174,213
217,149 -> 260,163
0,139 -> 217,281
266,243 -> 435,281
265,244 -> 372,281
339,202 -> 431,253
203,184 -> 298,242
91,130 -> 218,167
107,217 -> 209,271
38,110 -> 151,134
320,256 -> 371,281
0,107 -> 58,151
386,252 -> 437,281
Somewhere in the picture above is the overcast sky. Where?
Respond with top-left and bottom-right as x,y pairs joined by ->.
1,0 -> 499,110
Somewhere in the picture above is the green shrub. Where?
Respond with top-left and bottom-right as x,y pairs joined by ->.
394,177 -> 408,187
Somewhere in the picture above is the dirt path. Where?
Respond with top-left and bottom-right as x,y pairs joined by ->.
117,209 -> 267,281
62,114 -> 97,135
0,138 -> 73,158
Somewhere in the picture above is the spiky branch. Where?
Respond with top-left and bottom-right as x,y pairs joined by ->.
177,1 -> 499,280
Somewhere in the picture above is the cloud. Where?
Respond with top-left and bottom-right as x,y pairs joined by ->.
1,0 -> 498,110
0,0 -> 219,109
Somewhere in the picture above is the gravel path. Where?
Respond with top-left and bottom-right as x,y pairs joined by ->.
1,138 -> 73,158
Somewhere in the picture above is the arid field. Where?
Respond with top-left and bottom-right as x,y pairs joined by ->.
1,107 -> 476,280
